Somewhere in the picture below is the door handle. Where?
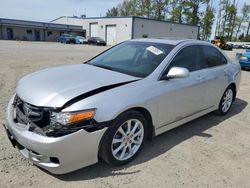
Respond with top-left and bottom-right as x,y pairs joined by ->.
224,69 -> 229,75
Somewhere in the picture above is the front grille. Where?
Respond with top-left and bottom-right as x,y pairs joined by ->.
13,96 -> 50,129
22,102 -> 43,122
12,96 -> 105,137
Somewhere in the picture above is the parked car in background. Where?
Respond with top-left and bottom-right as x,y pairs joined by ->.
239,50 -> 250,69
58,34 -> 75,44
243,43 -> 250,49
88,37 -> 106,46
224,43 -> 233,50
3,39 -> 241,174
75,36 -> 88,44
233,44 -> 243,49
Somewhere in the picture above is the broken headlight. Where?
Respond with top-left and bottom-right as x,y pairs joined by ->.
50,109 -> 96,126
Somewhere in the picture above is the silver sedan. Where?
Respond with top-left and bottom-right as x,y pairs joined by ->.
3,39 -> 241,174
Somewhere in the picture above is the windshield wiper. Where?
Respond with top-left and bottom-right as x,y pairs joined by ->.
82,60 -> 89,64
93,64 -> 114,71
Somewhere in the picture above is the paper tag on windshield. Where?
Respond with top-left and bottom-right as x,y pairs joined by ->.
146,46 -> 163,55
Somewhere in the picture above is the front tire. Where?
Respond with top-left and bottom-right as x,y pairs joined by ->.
99,110 -> 147,166
215,86 -> 234,116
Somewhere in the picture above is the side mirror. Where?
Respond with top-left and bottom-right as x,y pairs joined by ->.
162,67 -> 189,80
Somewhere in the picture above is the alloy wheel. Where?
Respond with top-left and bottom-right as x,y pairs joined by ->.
222,88 -> 233,113
111,119 -> 144,161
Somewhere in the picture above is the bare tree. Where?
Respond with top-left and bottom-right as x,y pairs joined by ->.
235,2 -> 250,40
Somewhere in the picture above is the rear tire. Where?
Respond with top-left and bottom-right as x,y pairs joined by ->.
99,110 -> 147,166
215,86 -> 234,116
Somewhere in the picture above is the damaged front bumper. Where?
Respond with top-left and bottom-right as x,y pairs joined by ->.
3,96 -> 108,174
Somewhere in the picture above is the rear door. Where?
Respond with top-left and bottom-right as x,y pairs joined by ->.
201,45 -> 229,108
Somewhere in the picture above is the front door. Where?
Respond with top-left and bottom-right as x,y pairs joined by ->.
156,45 -> 207,128
34,30 -> 40,41
7,28 -> 13,40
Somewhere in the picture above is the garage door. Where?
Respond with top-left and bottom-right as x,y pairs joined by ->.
90,23 -> 98,37
106,25 -> 117,45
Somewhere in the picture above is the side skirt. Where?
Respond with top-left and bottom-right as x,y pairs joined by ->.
154,106 -> 217,136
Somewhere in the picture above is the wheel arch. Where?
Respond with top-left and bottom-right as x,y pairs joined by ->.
228,82 -> 237,101
117,107 -> 155,140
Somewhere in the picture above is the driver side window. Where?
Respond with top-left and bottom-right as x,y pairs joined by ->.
169,45 -> 202,72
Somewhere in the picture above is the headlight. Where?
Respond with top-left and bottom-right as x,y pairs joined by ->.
240,56 -> 247,60
50,109 -> 95,125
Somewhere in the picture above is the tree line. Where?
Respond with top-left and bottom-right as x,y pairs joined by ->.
106,0 -> 250,42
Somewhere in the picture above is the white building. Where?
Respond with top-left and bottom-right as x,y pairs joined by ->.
51,16 -> 199,45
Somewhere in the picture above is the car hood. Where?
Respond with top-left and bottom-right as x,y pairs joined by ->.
16,64 -> 138,108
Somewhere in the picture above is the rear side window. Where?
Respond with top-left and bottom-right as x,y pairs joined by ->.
168,45 -> 202,72
201,46 -> 227,68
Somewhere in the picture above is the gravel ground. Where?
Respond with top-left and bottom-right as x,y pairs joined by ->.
0,40 -> 249,188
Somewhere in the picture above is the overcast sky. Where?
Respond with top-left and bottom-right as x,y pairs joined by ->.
0,0 -> 124,22
0,0 -> 248,39
0,0 -> 248,22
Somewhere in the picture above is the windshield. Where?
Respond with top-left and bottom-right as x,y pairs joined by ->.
88,41 -> 174,77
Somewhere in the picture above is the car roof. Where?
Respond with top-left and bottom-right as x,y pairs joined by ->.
131,38 -> 208,46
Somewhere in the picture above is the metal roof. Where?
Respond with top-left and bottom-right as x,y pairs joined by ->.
0,18 -> 83,31
51,16 -> 198,28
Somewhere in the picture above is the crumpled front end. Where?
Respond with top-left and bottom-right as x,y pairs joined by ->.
3,95 -> 107,174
